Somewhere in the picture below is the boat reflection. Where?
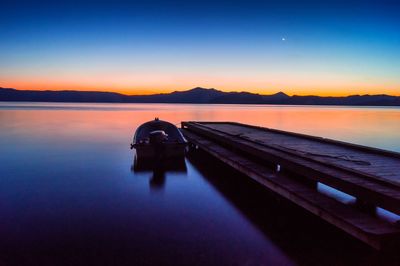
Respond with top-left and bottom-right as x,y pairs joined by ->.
131,154 -> 187,191
149,168 -> 166,190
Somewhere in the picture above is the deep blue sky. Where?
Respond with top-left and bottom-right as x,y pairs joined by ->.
1,0 -> 399,95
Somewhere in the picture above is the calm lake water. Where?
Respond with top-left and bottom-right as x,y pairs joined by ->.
0,102 -> 399,266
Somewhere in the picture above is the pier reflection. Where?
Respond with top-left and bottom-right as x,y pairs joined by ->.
186,149 -> 400,266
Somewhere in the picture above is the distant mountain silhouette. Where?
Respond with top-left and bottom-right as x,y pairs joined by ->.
1,87 -> 399,106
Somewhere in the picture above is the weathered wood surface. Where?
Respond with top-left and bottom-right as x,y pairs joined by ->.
181,121 -> 400,216
181,128 -> 400,250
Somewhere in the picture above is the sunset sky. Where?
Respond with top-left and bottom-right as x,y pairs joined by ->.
1,0 -> 399,96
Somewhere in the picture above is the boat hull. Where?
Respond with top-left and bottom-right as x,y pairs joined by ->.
134,143 -> 187,160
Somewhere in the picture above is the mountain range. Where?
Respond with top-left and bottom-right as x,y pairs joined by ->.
1,87 -> 399,106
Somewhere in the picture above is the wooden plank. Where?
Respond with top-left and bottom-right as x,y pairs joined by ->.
182,121 -> 400,215
194,121 -> 400,159
181,129 -> 400,250
186,122 -> 400,186
206,123 -> 400,180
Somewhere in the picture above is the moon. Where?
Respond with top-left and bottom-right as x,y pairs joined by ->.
281,37 -> 286,41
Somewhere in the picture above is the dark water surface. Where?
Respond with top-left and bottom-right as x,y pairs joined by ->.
0,103 -> 399,265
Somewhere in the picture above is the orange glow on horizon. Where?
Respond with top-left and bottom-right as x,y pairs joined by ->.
2,79 -> 400,97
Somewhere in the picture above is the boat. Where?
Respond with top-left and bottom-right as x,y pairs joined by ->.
130,118 -> 188,163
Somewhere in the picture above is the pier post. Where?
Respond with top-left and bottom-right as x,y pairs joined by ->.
355,199 -> 376,214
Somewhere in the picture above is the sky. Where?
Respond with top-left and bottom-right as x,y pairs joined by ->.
1,0 -> 399,96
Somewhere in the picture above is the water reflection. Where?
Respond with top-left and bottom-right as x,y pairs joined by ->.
1,102 -> 399,265
1,102 -> 399,152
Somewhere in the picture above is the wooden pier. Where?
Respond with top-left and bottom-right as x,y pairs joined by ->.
181,121 -> 400,250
